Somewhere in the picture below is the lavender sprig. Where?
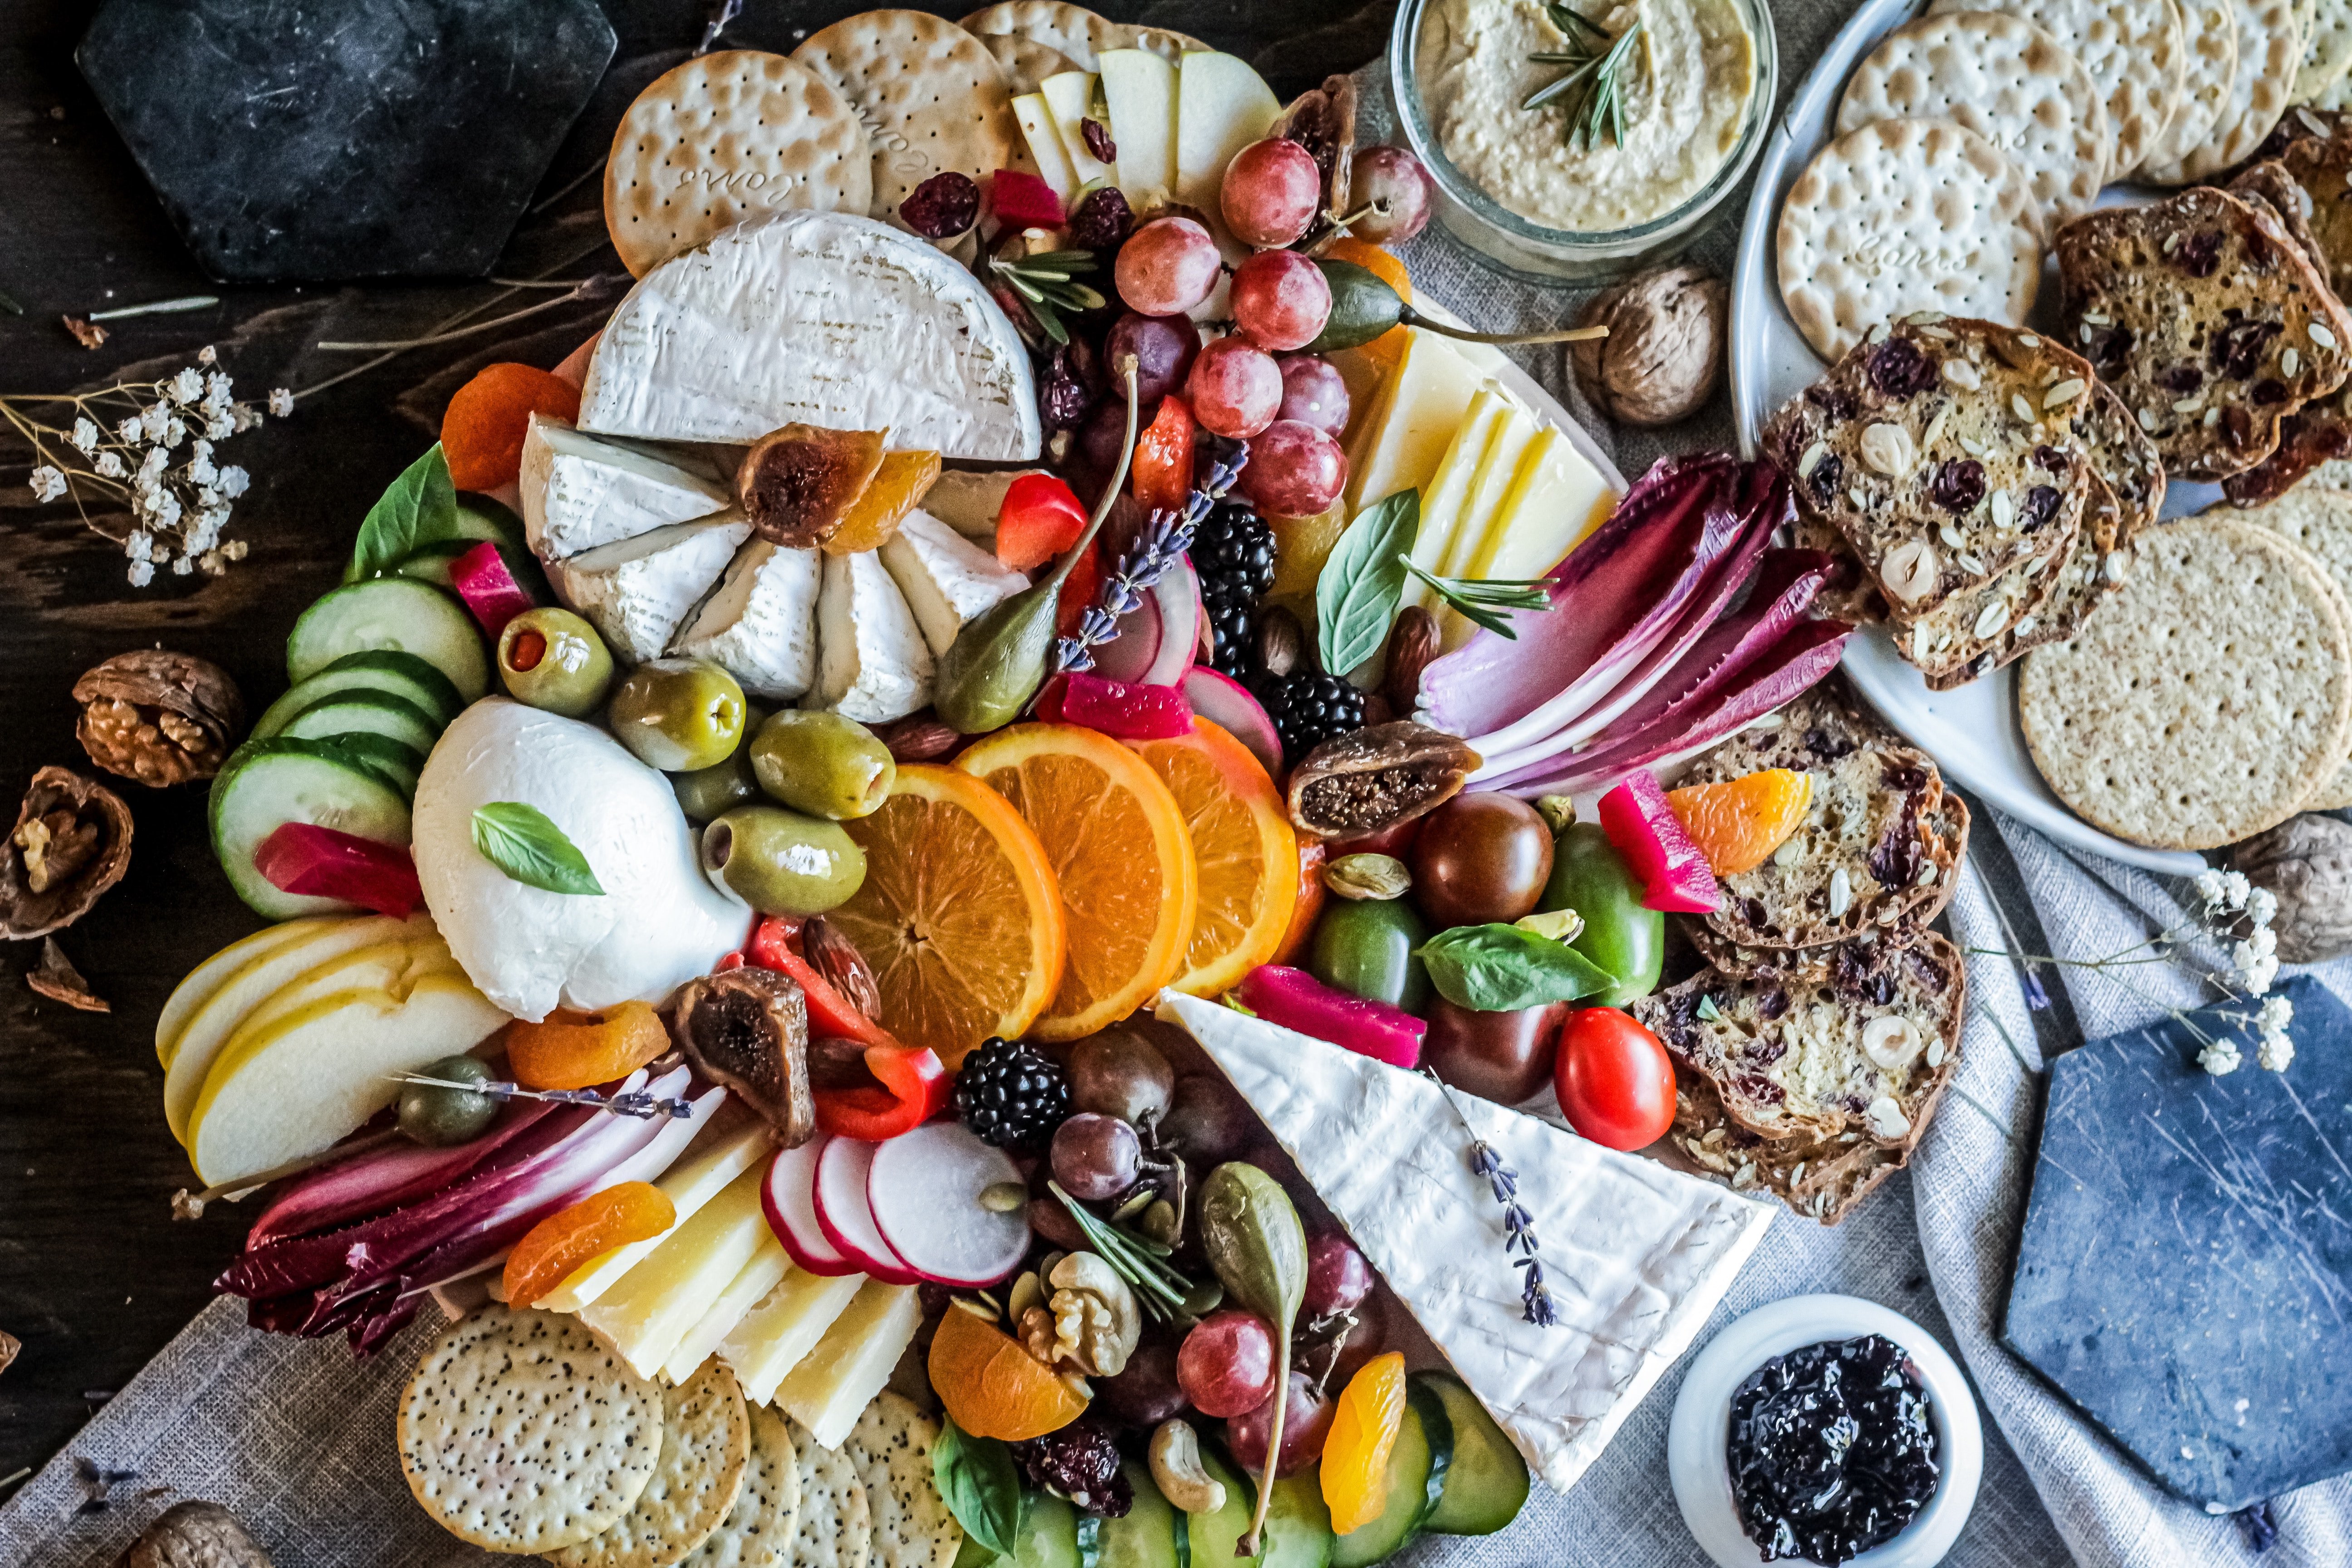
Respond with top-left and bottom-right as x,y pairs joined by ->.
386,1074 -> 696,1121
1426,1070 -> 1557,1327
1053,445 -> 1249,675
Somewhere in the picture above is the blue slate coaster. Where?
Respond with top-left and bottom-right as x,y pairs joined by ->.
2004,974 -> 2352,1510
77,0 -> 615,282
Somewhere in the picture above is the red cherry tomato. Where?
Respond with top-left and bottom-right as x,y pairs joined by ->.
995,473 -> 1088,570
1553,1007 -> 1675,1150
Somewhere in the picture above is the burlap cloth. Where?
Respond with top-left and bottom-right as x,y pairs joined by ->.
9,8 -> 2344,1564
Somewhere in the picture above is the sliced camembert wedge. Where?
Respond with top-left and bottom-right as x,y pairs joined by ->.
812,549 -> 934,724
1154,990 -> 1773,1494
671,539 -> 824,701
546,514 -> 752,666
578,211 -> 1042,461
520,412 -> 734,560
878,510 -> 1030,657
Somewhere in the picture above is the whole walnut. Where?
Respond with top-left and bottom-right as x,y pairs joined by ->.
74,650 -> 243,786
1570,265 -> 1728,427
116,1500 -> 275,1568
2233,814 -> 2352,963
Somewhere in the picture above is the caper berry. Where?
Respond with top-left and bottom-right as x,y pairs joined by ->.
398,1053 -> 498,1147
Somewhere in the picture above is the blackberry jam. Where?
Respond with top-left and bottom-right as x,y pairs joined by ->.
1726,1333 -> 1940,1565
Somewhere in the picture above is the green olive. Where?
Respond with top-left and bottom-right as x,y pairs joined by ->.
1308,896 -> 1431,1013
397,1053 -> 498,1147
702,804 -> 867,915
608,657 -> 747,773
496,608 -> 614,718
751,710 -> 897,820
673,702 -> 772,821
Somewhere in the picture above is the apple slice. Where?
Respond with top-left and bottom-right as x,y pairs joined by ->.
1041,71 -> 1114,190
1175,52 -> 1281,212
1012,93 -> 1080,210
867,1122 -> 1031,1287
813,1137 -> 922,1285
156,917 -> 338,1069
1100,49 -> 1177,204
763,1137 -> 860,1277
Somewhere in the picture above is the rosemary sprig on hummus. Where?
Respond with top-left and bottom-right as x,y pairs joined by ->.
1524,5 -> 1644,152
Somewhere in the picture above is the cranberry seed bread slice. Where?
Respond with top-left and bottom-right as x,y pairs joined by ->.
1670,1071 -> 1907,1225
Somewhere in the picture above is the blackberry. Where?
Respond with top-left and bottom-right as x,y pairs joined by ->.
1204,595 -> 1257,677
954,1036 -> 1070,1149
1250,670 -> 1367,767
1191,502 -> 1277,604
1013,1418 -> 1132,1516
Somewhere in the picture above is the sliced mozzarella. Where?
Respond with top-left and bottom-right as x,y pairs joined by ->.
810,549 -> 934,724
878,509 -> 1030,657
578,211 -> 1041,461
547,513 -> 751,665
671,538 -> 823,701
519,412 -> 733,560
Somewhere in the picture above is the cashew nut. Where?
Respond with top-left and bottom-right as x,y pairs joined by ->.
1149,1420 -> 1228,1515
1049,1250 -> 1141,1377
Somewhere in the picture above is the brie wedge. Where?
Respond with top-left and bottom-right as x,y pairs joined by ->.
519,412 -> 733,560
578,211 -> 1041,461
811,549 -> 934,723
546,513 -> 751,665
1154,990 -> 1773,1494
671,539 -> 823,701
879,509 -> 1030,657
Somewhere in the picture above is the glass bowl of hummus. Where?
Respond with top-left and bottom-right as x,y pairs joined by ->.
1392,0 -> 1775,280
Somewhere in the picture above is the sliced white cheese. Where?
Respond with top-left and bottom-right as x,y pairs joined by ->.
1400,386 -> 1510,614
1437,402 -> 1541,582
546,513 -> 751,665
1099,49 -> 1178,204
879,509 -> 1031,657
811,548 -> 934,724
1174,53 -> 1281,212
671,538 -> 824,701
578,211 -> 1040,461
664,1232 -> 793,1385
520,412 -> 733,561
1344,330 -> 1490,519
775,1280 -> 923,1448
1013,93 -> 1081,208
1154,990 -> 1774,1496
721,1266 -> 869,1406
579,1162 -> 773,1381
540,1117 -> 776,1313
1440,426 -> 1618,649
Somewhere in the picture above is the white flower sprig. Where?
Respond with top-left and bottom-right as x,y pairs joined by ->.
4,345 -> 286,585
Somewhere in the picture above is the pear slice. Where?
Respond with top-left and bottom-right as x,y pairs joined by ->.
157,916 -> 342,1068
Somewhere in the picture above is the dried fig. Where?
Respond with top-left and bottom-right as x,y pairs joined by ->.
2233,813 -> 2352,963
2,767 -> 132,939
1286,722 -> 1480,838
671,966 -> 814,1143
74,649 -> 244,786
1271,75 -> 1357,250
736,425 -> 886,548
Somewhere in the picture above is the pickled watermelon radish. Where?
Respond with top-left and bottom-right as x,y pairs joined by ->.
1182,668 -> 1284,780
1596,771 -> 1722,914
251,822 -> 422,919
813,1136 -> 922,1284
762,1138 -> 859,1277
1234,965 -> 1426,1068
1038,672 -> 1194,738
448,540 -> 539,637
866,1122 -> 1031,1287
991,168 -> 1066,227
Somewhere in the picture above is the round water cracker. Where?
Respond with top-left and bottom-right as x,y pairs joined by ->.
790,1418 -> 873,1568
2229,485 -> 2352,807
605,52 -> 872,279
980,32 -> 1078,94
1926,0 -> 2184,180
2299,0 -> 2352,101
2019,513 -> 2352,848
2138,0 -> 2240,174
794,11 -> 1018,227
845,1392 -> 961,1568
678,1402 -> 801,1568
549,1360 -> 753,1568
961,1 -> 1124,72
1777,117 -> 2043,363
397,1307 -> 664,1554
1838,11 -> 2112,223
2161,0 -> 2304,179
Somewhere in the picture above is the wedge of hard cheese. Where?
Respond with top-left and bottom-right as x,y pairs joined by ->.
776,1280 -> 922,1449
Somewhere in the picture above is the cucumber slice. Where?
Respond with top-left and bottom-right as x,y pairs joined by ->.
253,650 -> 464,737
287,577 -> 488,701
390,539 -> 475,587
208,738 -> 412,920
1099,1460 -> 1180,1568
1013,1494 -> 1083,1568
1186,1448 -> 1260,1567
1259,1469 -> 1336,1568
1415,1373 -> 1528,1535
277,691 -> 442,757
450,494 -> 527,549
1329,1382 -> 1451,1568
318,734 -> 424,799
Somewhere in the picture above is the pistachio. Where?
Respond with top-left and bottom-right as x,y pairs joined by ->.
1149,1419 -> 1229,1515
1534,794 -> 1577,834
1882,539 -> 1939,606
1514,908 -> 1584,942
1324,853 -> 1412,901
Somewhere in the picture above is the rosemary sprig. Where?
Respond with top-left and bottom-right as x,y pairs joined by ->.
385,1073 -> 697,1121
988,249 -> 1107,347
1422,1070 -> 1556,1327
1055,443 -> 1250,674
1525,5 -> 1644,152
1049,1179 -> 1199,1321
1397,557 -> 1552,640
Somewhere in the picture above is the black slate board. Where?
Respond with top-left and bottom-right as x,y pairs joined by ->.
2004,974 -> 2352,1509
76,0 -> 615,281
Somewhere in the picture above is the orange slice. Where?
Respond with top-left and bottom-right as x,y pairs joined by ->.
1127,719 -> 1299,996
1269,838 -> 1326,968
1666,768 -> 1815,876
831,764 -> 1066,1070
928,1302 -> 1087,1441
957,724 -> 1199,1040
1324,237 -> 1411,381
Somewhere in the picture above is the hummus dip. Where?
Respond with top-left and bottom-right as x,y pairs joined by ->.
1416,0 -> 1756,233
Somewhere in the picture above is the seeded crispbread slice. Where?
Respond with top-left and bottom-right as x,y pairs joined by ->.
1926,0 -> 2184,180
1670,1069 -> 1911,1225
794,11 -> 1018,228
2138,0 -> 2242,172
2020,511 -> 2352,847
605,52 -> 874,279
1898,509 -> 2079,685
397,1307 -> 664,1554
978,32 -> 1077,93
679,1402 -> 801,1568
789,1419 -> 873,1568
549,1360 -> 753,1568
1777,118 -> 2043,364
1925,468 -> 2115,687
2145,0 -> 2305,179
1837,11 -> 2112,225
1790,510 -> 1887,624
2226,485 -> 2352,807
845,1392 -> 961,1568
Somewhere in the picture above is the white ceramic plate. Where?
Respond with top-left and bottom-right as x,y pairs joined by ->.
1727,0 -> 2208,876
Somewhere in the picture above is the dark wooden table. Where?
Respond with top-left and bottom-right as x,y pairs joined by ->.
0,0 -> 1393,1481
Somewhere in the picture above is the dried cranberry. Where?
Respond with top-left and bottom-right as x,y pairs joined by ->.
1067,186 -> 1134,253
1013,1419 -> 1133,1516
1081,117 -> 1117,165
1757,989 -> 1790,1021
900,172 -> 980,239
2021,484 -> 2063,531
1808,451 -> 1846,503
1930,458 -> 1986,513
1734,1073 -> 1788,1106
2160,364 -> 2204,393
2210,318 -> 2281,379
1039,351 -> 1097,434
1742,896 -> 1773,931
1880,761 -> 1929,793
1807,384 -> 1860,421
2254,379 -> 2291,405
1831,945 -> 1898,1006
1867,337 -> 1937,399
2176,229 -> 2224,278
1804,727 -> 1857,762
2225,406 -> 2258,448
2247,228 -> 2274,269
2030,445 -> 2068,470
1867,792 -> 1923,891
2082,323 -> 2135,381
1905,948 -> 1949,990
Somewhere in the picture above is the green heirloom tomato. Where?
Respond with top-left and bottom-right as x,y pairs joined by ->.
608,657 -> 746,773
1308,897 -> 1430,1013
1540,823 -> 1663,1006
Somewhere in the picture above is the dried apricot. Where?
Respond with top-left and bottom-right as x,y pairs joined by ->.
1321,1351 -> 1408,1534
441,363 -> 580,491
503,1181 -> 675,1307
827,449 -> 943,554
927,1300 -> 1087,1441
1666,769 -> 1814,876
505,1000 -> 670,1090
739,425 -> 887,547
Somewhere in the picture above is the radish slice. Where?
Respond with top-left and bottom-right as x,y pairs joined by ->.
763,1138 -> 858,1277
1182,668 -> 1284,780
1143,560 -> 1201,688
1092,586 -> 1164,682
867,1123 -> 1031,1287
813,1137 -> 921,1284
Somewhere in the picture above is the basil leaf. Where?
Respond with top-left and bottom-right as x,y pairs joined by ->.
1316,489 -> 1419,674
347,443 -> 457,582
1415,923 -> 1617,1011
470,802 -> 605,896
932,1417 -> 1021,1560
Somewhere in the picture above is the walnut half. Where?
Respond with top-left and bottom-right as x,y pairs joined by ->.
2,767 -> 132,940
2233,813 -> 2352,963
74,649 -> 243,786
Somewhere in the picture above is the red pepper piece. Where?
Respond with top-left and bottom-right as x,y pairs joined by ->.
253,822 -> 421,918
813,1044 -> 951,1140
996,473 -> 1089,570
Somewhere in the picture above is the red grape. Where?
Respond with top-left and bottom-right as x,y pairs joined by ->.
1237,420 -> 1348,517
1222,138 -> 1323,248
1098,1337 -> 1189,1426
1177,1309 -> 1278,1417
1050,1112 -> 1140,1200
1161,1073 -> 1254,1161
1276,355 -> 1351,437
1186,337 -> 1284,439
1114,216 -> 1223,316
1231,250 -> 1333,353
1348,147 -> 1433,245
1303,1232 -> 1374,1317
1105,312 -> 1200,407
1224,1372 -> 1335,1476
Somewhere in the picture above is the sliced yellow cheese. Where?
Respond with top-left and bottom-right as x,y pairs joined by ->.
1401,385 -> 1512,612
1013,94 -> 1080,207
1437,401 -> 1542,582
1440,426 -> 1619,649
721,1266 -> 869,1406
1343,330 -> 1487,519
664,1232 -> 793,1386
539,1117 -> 774,1313
580,1164 -> 772,1380
775,1280 -> 923,1448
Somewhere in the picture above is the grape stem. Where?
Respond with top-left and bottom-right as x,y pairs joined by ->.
1401,308 -> 1609,347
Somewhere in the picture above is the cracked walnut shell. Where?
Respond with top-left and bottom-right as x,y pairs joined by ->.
2,766 -> 132,939
74,649 -> 244,786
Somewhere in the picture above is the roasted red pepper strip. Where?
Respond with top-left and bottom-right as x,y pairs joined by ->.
812,1044 -> 951,1140
746,917 -> 891,1045
1131,394 -> 1196,514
